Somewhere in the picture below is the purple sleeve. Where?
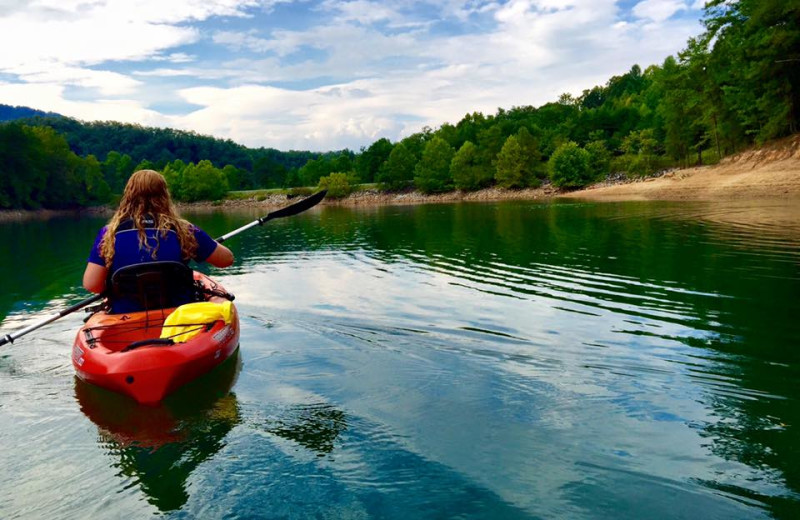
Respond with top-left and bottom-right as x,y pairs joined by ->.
87,227 -> 107,266
192,226 -> 219,262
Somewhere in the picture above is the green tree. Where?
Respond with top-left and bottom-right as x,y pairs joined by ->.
621,129 -> 658,174
495,136 -> 530,188
515,126 -> 543,180
414,137 -> 455,194
252,156 -> 286,188
703,0 -> 800,140
450,141 -> 492,191
134,159 -> 157,172
476,124 -> 505,172
548,142 -> 593,188
399,131 -> 430,161
102,151 -> 134,193
376,143 -> 416,191
162,159 -> 186,200
82,154 -> 112,204
330,151 -> 354,177
0,124 -> 47,208
355,138 -> 393,183
179,160 -> 228,202
222,164 -> 245,191
585,140 -> 611,178
31,125 -> 76,208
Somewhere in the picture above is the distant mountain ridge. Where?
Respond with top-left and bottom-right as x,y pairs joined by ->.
0,104 -> 62,121
1,105 -> 323,179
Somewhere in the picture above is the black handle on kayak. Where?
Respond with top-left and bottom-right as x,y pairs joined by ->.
121,338 -> 175,352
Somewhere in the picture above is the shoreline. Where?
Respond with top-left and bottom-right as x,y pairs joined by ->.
3,135 -> 798,221
180,185 -> 561,211
0,206 -> 112,222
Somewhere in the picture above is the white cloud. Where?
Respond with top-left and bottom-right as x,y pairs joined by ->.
152,53 -> 197,63
0,81 -> 168,125
213,30 -> 276,53
0,0 -> 706,150
5,64 -> 142,96
632,0 -> 688,23
0,1 -> 273,102
174,82 -> 407,150
321,0 -> 401,24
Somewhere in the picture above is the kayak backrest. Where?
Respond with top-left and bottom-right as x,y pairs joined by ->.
109,261 -> 196,313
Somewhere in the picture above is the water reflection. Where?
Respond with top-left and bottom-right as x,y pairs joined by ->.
75,350 -> 243,512
253,402 -> 347,456
2,200 -> 799,518
211,200 -> 800,516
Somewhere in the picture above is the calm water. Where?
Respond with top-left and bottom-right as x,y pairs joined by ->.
1,199 -> 799,519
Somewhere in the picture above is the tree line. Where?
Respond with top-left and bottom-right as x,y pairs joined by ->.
313,0 -> 798,196
1,0 -> 796,207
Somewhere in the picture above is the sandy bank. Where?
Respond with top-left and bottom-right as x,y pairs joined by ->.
564,134 -> 800,201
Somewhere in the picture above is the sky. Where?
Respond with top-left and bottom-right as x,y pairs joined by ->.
0,0 -> 707,152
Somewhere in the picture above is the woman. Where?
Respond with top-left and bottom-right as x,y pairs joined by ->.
83,170 -> 233,309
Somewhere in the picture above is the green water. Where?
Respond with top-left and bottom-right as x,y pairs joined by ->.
0,199 -> 798,519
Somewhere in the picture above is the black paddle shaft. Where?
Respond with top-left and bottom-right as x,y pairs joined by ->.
0,293 -> 105,347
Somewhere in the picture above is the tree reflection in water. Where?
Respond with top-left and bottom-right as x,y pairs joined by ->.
75,349 -> 244,512
75,348 -> 349,512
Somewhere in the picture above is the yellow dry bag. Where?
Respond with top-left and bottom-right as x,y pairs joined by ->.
160,301 -> 233,343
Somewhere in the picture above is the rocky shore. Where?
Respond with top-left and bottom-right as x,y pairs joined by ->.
179,185 -> 561,211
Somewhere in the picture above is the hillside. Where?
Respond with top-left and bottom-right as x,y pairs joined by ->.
565,135 -> 800,201
0,104 -> 61,122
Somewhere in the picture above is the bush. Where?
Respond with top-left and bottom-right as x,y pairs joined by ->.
548,142 -> 593,188
318,172 -> 352,199
288,186 -> 313,197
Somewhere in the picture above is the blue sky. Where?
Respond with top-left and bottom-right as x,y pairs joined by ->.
0,1 -> 706,151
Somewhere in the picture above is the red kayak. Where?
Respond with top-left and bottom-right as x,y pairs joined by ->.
72,271 -> 239,405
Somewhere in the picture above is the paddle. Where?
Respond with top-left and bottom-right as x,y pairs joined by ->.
216,189 -> 327,243
0,190 -> 327,347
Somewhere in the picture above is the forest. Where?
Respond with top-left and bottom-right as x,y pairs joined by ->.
0,0 -> 797,208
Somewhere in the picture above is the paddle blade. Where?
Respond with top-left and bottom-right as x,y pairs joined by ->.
264,190 -> 327,222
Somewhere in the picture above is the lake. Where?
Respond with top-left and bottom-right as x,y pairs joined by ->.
1,199 -> 798,519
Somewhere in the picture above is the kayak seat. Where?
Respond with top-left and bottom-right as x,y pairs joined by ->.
109,261 -> 197,314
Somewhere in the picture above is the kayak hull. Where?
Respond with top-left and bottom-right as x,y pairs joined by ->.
72,273 -> 239,405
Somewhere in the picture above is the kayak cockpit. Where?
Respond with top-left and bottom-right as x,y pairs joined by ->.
73,272 -> 239,405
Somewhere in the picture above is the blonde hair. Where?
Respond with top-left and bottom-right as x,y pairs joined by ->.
100,170 -> 198,267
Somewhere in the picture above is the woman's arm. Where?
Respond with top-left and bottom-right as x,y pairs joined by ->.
83,263 -> 108,293
205,243 -> 234,268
